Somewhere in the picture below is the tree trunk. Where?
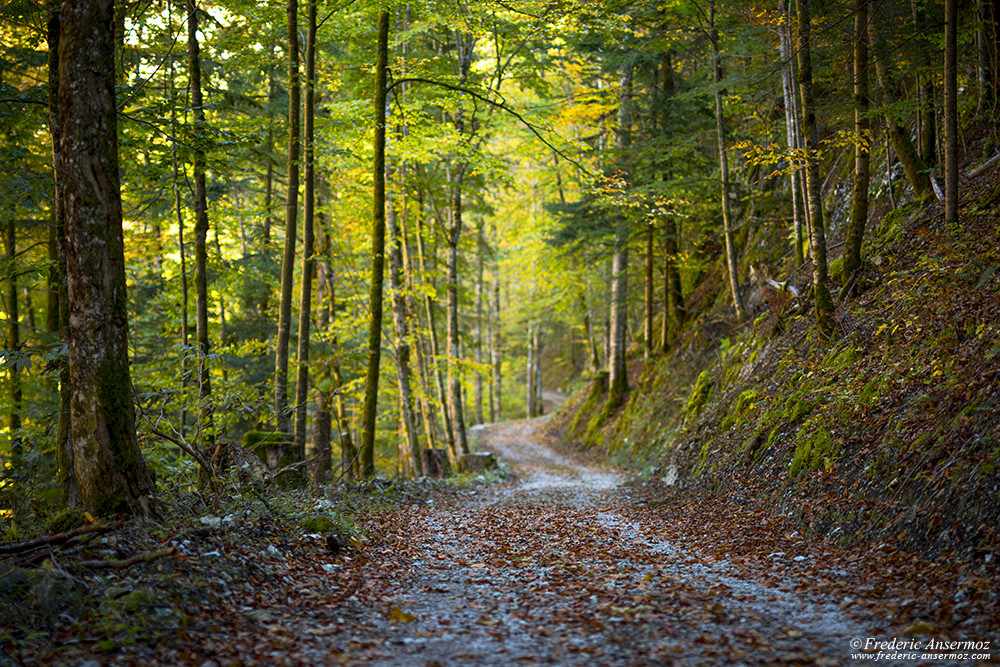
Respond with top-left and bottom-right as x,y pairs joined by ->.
293,0 -> 317,459
842,0 -> 870,298
795,0 -> 835,335
388,173 -> 421,476
491,258 -> 502,422
711,0 -> 747,322
474,223 -> 485,425
911,0 -> 937,167
779,0 -> 806,266
47,1 -> 77,507
186,0 -> 212,442
360,9 -> 390,477
58,0 -> 155,517
446,31 -> 474,457
4,216 -> 22,465
525,321 -> 535,418
48,0 -> 80,507
944,0 -> 959,229
643,220 -> 654,358
275,0 -> 301,434
606,62 -> 633,411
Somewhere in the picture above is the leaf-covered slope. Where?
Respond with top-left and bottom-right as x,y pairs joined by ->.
556,151 -> 1000,560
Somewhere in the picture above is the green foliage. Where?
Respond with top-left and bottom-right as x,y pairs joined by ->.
684,371 -> 714,421
789,425 -> 837,478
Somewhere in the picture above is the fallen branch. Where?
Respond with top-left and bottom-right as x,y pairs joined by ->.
0,522 -> 119,556
76,546 -> 176,570
928,168 -> 945,202
968,152 -> 1000,178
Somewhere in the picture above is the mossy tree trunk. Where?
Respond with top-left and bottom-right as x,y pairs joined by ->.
294,0 -> 318,459
186,0 -> 212,445
795,0 -> 835,335
274,0 -> 301,435
710,0 -> 747,323
944,0 -> 959,229
57,0 -> 155,517
842,0 -> 870,298
360,9 -> 390,477
606,61 -> 633,412
47,4 -> 77,505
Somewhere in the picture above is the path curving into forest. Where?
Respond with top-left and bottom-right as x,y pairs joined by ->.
340,418 -> 892,666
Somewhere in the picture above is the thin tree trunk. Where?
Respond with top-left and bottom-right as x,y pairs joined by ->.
388,174 -> 421,475
186,0 -> 212,442
606,62 -> 633,411
711,0 -> 746,322
795,0 -> 835,334
491,256 -> 502,422
4,217 -> 22,465
360,10 -> 391,477
293,0 -> 318,459
58,0 -> 155,517
47,0 -> 77,507
417,200 -> 453,454
474,223 -> 485,424
911,0 -> 937,167
275,0 -> 301,435
643,220 -> 654,359
446,31 -> 474,457
779,0 -> 806,266
525,321 -> 535,418
944,0 -> 959,228
843,0 -> 871,299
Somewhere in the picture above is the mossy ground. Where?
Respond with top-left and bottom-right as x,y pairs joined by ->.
554,135 -> 1000,559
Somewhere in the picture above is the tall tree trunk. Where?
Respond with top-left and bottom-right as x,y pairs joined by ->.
275,0 -> 301,435
58,0 -> 155,517
606,62 -> 633,411
711,0 -> 746,322
911,0 -> 937,167
795,0 -> 835,335
842,0 -> 870,298
474,223 -> 485,424
416,198 -> 452,454
446,31 -> 474,457
944,0 -> 959,229
360,9 -> 390,477
4,216 -> 22,465
311,205 -> 333,484
491,256 -> 502,422
293,0 -> 317,459
388,174 -> 421,475
47,0 -> 77,507
186,0 -> 212,444
643,220 -> 654,359
525,321 -> 535,418
779,0 -> 806,266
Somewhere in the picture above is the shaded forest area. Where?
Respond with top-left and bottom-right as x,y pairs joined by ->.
1,0 -> 1000,659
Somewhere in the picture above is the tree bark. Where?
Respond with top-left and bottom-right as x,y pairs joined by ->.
711,0 -> 747,322
842,0 -> 870,298
4,215 -> 22,465
57,0 -> 155,517
606,61 -> 633,411
294,0 -> 318,459
779,0 -> 806,266
360,9 -> 391,477
795,0 -> 835,335
275,0 -> 301,434
186,0 -> 212,443
944,0 -> 959,229
490,256 -> 502,422
47,4 -> 76,505
446,31 -> 474,457
643,220 -> 654,358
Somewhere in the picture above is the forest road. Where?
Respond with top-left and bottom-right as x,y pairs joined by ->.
337,416 -> 906,666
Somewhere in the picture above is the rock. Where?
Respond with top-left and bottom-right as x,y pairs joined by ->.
460,452 -> 498,474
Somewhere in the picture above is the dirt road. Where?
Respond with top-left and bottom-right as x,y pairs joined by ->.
343,418 -> 898,666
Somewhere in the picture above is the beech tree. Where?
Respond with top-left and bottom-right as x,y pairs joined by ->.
57,0 -> 155,517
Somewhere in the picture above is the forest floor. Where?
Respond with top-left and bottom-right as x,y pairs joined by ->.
3,416 -> 998,665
